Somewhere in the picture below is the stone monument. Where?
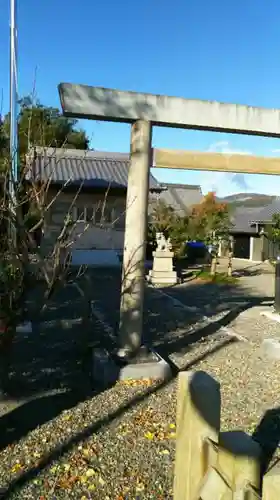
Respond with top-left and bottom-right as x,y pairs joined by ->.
148,232 -> 178,286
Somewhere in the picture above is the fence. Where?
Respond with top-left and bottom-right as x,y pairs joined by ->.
174,371 -> 280,499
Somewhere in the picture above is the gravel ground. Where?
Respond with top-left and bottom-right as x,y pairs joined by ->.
0,267 -> 280,498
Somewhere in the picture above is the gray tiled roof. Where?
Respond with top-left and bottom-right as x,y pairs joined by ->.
27,147 -> 161,190
248,197 -> 280,222
230,207 -> 262,234
158,183 -> 203,213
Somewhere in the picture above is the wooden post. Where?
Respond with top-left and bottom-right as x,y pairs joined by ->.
227,236 -> 233,278
173,371 -> 221,500
274,260 -> 280,313
263,462 -> 280,500
218,431 -> 262,496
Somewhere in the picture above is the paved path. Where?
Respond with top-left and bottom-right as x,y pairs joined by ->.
219,258 -> 275,297
88,262 -> 275,364
1,261 -> 274,414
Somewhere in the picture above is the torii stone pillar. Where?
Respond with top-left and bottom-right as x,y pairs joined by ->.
118,120 -> 152,358
58,82 -> 280,365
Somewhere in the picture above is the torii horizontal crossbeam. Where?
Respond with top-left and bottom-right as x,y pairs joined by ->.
153,149 -> 280,175
59,82 -> 280,138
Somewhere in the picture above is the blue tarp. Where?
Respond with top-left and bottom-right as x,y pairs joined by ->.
186,241 -> 206,249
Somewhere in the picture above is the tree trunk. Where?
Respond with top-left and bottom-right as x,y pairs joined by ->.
210,254 -> 217,276
227,251 -> 233,277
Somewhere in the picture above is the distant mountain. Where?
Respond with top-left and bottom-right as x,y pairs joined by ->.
217,193 -> 277,208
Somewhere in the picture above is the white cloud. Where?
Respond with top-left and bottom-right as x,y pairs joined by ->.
207,140 -> 252,156
202,141 -> 252,195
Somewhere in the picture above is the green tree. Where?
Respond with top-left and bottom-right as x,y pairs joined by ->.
149,200 -> 177,234
191,192 -> 231,275
148,200 -> 190,256
1,96 -> 89,170
0,117 -> 9,172
268,213 -> 280,257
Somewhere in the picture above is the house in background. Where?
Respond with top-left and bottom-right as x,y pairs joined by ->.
26,147 -> 280,263
26,148 -> 204,259
229,207 -> 265,260
157,182 -> 203,215
229,197 -> 280,261
27,147 -> 162,258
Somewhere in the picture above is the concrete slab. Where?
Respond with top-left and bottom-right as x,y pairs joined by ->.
71,249 -> 121,267
59,83 -> 280,137
92,346 -> 172,385
260,309 -> 280,324
147,273 -> 179,286
261,338 -> 280,360
16,322 -> 32,334
118,347 -> 172,381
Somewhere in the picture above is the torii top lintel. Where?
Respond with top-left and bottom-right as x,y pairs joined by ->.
58,83 -> 280,138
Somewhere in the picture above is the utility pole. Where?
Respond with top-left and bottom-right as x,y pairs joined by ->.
9,0 -> 18,241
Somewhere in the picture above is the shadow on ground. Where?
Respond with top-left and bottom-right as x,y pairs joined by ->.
0,266 -> 275,497
0,335 -> 237,499
252,406 -> 280,477
0,279 -> 117,453
87,268 -> 273,357
2,334 -> 278,500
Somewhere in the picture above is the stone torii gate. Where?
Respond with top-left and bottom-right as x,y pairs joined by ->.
58,83 -> 280,360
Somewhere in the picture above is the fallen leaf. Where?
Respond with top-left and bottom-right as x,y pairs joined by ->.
157,431 -> 166,440
167,432 -> 176,439
50,465 -> 59,474
144,431 -> 154,440
11,463 -> 23,473
88,484 -> 96,491
57,477 -> 72,489
99,476 -> 105,486
169,423 -> 176,429
159,449 -> 170,455
68,475 -> 79,485
136,482 -> 145,492
63,414 -> 71,421
85,468 -> 96,477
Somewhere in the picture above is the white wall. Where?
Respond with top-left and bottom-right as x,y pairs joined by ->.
71,223 -> 124,251
44,189 -> 126,252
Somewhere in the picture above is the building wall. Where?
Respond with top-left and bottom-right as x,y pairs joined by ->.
251,235 -> 262,261
232,234 -> 250,259
263,235 -> 279,261
42,188 -> 126,253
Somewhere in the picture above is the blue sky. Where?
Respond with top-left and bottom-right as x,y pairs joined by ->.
1,0 -> 280,196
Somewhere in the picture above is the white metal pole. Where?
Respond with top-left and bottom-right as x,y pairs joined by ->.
9,0 -> 18,234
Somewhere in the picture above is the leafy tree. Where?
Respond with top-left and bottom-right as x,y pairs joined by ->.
148,200 -> 190,257
149,200 -> 177,234
191,192 -> 230,242
1,96 -> 89,171
191,192 -> 231,275
268,213 -> 280,257
0,117 -> 9,172
168,214 -> 190,256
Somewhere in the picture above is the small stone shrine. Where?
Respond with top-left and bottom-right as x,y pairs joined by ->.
147,232 -> 178,286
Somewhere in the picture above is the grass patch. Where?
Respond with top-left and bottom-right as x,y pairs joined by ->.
193,269 -> 238,284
